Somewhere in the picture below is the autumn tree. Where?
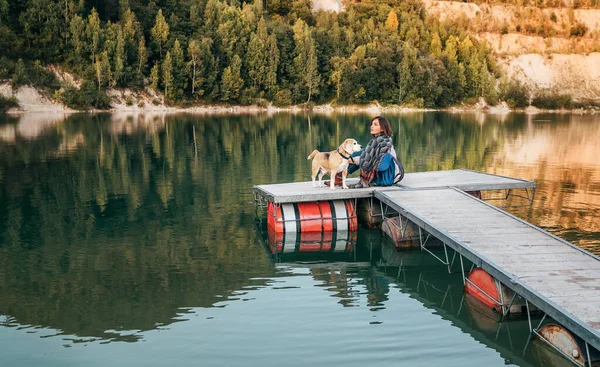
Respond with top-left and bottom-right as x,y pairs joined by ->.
386,10 -> 399,32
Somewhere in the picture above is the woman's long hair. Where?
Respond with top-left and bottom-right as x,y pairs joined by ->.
373,116 -> 393,137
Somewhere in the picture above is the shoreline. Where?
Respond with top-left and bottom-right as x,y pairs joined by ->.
6,103 -> 600,116
5,103 -> 597,115
2,84 -> 597,116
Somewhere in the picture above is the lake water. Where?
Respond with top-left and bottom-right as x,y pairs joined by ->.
0,112 -> 598,366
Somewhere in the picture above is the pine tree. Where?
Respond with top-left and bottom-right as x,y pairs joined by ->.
150,64 -> 160,91
95,51 -> 111,89
188,39 -> 201,95
62,0 -> 83,45
113,29 -> 125,87
265,34 -> 279,95
87,8 -> 101,62
293,19 -> 320,103
152,9 -> 170,58
246,32 -> 266,89
430,32 -> 442,57
162,51 -> 173,98
171,39 -> 186,99
119,0 -> 130,20
69,14 -> 86,67
220,55 -> 243,101
398,42 -> 416,104
137,37 -> 148,79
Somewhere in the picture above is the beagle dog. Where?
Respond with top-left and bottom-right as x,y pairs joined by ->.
307,138 -> 362,190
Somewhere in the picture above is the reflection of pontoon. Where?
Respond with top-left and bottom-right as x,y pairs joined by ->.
376,240 -> 537,366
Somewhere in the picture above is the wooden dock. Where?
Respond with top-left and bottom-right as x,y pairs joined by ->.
253,168 -> 536,204
376,188 -> 600,352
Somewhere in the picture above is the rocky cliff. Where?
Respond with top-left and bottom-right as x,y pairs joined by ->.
421,0 -> 600,101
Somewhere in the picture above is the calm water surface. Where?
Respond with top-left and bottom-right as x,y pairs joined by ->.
0,112 -> 598,366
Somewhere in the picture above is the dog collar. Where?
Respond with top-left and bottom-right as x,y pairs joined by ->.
337,149 -> 351,160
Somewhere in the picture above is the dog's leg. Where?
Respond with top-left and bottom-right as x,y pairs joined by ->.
312,166 -> 318,187
330,171 -> 336,190
317,169 -> 324,187
342,170 -> 348,189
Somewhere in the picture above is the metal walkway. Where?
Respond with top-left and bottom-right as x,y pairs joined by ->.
254,169 -> 535,204
375,188 -> 600,353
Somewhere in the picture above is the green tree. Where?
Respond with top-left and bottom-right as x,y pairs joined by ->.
246,32 -> 267,90
430,32 -> 442,57
171,39 -> 186,99
62,0 -> 83,45
293,19 -> 320,103
329,56 -> 345,101
137,36 -> 148,81
220,55 -> 243,101
0,0 -> 7,24
217,6 -> 251,65
292,0 -> 313,25
152,9 -> 170,58
113,29 -> 125,87
95,51 -> 111,89
162,51 -> 173,98
398,42 -> 416,104
265,34 -> 280,95
69,14 -> 86,67
19,0 -> 63,59
188,39 -> 201,95
150,63 -> 159,91
187,37 -> 215,96
87,8 -> 102,63
119,0 -> 130,20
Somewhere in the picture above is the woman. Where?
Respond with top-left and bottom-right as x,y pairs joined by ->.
348,116 -> 404,188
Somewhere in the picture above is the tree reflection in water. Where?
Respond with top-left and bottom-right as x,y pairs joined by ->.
0,111 -> 597,346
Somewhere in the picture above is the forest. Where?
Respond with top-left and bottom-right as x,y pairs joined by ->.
0,0 -> 533,109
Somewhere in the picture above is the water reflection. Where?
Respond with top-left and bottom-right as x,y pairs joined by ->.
0,111 -> 598,353
375,239 -> 539,366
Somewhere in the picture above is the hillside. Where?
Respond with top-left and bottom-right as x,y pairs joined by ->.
421,0 -> 600,101
0,0 -> 598,112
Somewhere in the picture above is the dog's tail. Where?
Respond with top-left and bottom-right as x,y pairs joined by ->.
307,149 -> 319,160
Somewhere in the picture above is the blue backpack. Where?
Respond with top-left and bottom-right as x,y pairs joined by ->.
372,153 -> 405,186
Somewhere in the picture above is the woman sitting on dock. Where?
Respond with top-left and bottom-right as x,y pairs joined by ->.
327,116 -> 404,188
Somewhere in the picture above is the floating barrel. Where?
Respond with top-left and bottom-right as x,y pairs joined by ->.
466,190 -> 482,200
381,216 -> 424,249
465,268 -> 530,314
357,198 -> 383,229
267,200 -> 358,251
532,324 -> 600,366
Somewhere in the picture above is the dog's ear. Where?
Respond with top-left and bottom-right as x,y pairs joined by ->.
342,139 -> 352,153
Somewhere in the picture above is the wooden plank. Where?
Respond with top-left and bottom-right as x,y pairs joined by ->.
374,188 -> 600,351
254,169 -> 535,204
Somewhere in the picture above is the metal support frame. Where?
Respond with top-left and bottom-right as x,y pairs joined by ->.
418,227 -> 453,274
523,299 -> 594,367
483,187 -> 536,208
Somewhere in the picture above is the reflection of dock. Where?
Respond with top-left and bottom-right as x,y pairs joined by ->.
377,188 -> 600,362
374,246 -> 536,367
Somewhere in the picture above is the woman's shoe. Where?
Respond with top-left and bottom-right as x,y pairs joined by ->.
324,172 -> 344,186
349,180 -> 369,189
